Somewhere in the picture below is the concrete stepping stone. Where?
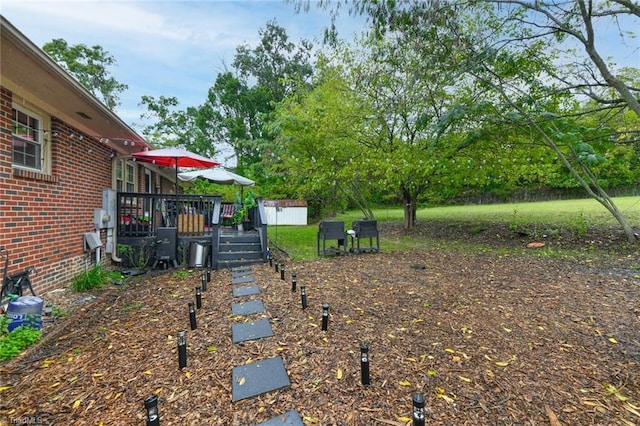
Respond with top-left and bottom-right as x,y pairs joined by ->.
231,275 -> 255,285
232,269 -> 253,277
232,319 -> 273,343
256,410 -> 304,426
232,356 -> 290,402
231,299 -> 265,316
231,265 -> 251,272
232,285 -> 260,298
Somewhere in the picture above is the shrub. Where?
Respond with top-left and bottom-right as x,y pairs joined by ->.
71,265 -> 121,292
0,315 -> 42,362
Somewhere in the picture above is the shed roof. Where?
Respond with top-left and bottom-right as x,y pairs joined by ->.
263,199 -> 308,208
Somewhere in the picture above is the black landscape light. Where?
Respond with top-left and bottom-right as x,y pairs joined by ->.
275,260 -> 279,273
360,343 -> 370,385
269,256 -> 273,267
207,268 -> 211,283
321,303 -> 330,331
195,286 -> 202,309
412,392 -> 426,426
301,285 -> 308,310
201,268 -> 207,291
177,330 -> 187,369
189,302 -> 197,330
144,394 -> 160,426
291,272 -> 297,292
281,265 -> 285,281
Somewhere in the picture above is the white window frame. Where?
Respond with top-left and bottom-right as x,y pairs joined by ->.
125,162 -> 135,192
11,104 -> 50,173
114,158 -> 137,193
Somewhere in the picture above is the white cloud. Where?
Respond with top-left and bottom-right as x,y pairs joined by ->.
4,0 -> 359,129
5,1 -> 190,41
3,0 -> 636,138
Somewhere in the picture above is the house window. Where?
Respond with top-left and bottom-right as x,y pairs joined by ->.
126,163 -> 135,192
12,107 -> 43,171
115,159 -> 136,192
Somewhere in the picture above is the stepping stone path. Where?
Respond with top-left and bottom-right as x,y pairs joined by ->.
256,410 -> 304,426
232,285 -> 260,297
231,299 -> 265,316
231,275 -> 255,285
231,268 -> 254,278
231,356 -> 290,402
232,319 -> 273,343
229,266 -> 300,422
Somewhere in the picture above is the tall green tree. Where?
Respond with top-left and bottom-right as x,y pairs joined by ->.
141,21 -> 314,184
43,39 -> 127,110
274,34 -> 498,226
207,21 -> 314,177
139,95 -> 221,158
459,1 -> 640,241
351,34 -> 474,227
271,60 -> 370,217
308,0 -> 640,240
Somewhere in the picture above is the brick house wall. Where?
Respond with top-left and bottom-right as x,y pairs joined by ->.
0,17 -> 179,297
0,86 -> 157,295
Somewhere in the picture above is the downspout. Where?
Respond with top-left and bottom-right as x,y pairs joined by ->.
109,227 -> 122,263
110,156 -> 122,263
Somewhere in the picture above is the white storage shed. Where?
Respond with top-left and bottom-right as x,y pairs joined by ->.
264,199 -> 308,225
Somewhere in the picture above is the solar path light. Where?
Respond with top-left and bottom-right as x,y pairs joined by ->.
412,392 -> 426,426
189,302 -> 197,330
177,330 -> 187,369
360,343 -> 370,385
321,303 -> 330,331
144,395 -> 160,426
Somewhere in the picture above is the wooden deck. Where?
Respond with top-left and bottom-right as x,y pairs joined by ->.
116,193 -> 268,269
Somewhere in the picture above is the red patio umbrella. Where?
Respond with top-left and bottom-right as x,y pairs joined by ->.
131,147 -> 219,266
131,147 -> 220,195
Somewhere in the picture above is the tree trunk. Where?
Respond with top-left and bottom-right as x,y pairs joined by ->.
402,188 -> 418,229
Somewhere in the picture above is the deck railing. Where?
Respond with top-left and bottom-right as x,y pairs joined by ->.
117,193 -> 224,238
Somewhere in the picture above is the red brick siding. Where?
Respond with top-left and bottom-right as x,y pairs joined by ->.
0,86 -> 114,294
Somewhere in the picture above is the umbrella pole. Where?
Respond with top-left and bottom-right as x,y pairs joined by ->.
175,162 -> 179,205
175,162 -> 179,257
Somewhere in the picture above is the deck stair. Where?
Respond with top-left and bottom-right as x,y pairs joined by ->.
217,229 -> 264,269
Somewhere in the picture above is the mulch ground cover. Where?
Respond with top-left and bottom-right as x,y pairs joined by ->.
2,221 -> 640,425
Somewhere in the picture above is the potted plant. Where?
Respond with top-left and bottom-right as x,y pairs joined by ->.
232,207 -> 245,232
233,191 -> 256,231
242,191 -> 257,230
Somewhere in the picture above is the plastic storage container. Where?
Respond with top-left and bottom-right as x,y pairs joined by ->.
6,295 -> 43,332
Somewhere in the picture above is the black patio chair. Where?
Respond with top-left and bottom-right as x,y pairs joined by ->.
352,220 -> 379,253
317,220 -> 348,256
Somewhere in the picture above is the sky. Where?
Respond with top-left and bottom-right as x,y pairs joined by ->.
2,1 -> 638,141
1,0 -> 366,133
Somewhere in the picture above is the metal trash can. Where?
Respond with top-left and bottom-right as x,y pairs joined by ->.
189,242 -> 207,268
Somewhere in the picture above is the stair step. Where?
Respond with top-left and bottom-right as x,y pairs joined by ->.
219,242 -> 262,252
218,258 -> 264,269
215,230 -> 264,269
220,235 -> 261,243
218,251 -> 263,261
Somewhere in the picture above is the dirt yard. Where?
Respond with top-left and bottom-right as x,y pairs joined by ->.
1,221 -> 640,425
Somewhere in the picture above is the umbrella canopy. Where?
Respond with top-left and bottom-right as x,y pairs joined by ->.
131,147 -> 220,194
178,167 -> 255,187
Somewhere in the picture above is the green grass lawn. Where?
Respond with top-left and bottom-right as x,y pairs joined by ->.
268,196 -> 640,261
